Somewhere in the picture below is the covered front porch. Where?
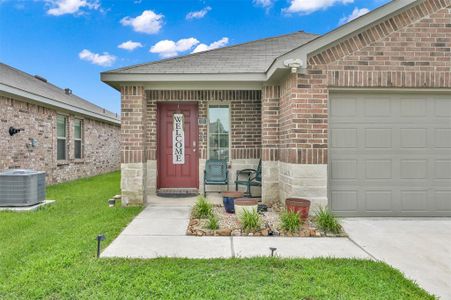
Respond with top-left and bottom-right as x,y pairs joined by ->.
121,88 -> 267,205
118,85 -> 327,211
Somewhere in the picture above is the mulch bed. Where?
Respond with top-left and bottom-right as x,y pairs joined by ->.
186,204 -> 347,237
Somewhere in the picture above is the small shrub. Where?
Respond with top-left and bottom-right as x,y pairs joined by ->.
315,206 -> 342,234
239,209 -> 261,232
206,214 -> 219,230
280,210 -> 301,233
192,196 -> 213,219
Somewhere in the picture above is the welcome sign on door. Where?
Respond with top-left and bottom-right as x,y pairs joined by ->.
173,113 -> 184,164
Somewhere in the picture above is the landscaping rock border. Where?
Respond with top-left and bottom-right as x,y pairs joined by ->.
186,204 -> 347,237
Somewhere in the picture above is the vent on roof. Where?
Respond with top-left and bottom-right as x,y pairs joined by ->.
34,75 -> 47,83
64,88 -> 72,95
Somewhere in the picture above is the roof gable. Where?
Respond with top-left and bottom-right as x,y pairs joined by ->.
267,0 -> 427,78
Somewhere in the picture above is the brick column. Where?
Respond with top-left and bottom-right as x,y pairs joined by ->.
120,86 -> 147,205
261,85 -> 280,204
278,72 -> 328,210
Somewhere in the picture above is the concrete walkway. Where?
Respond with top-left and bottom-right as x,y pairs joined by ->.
101,196 -> 369,260
342,218 -> 451,300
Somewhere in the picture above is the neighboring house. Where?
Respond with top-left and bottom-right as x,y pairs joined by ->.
0,63 -> 121,184
102,0 -> 451,217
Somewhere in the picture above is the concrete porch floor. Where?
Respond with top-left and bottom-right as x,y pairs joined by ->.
101,195 -> 369,259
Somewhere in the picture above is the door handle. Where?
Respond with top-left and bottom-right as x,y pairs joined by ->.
193,141 -> 196,152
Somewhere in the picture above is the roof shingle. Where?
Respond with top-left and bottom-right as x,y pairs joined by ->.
105,31 -> 318,75
0,63 -> 120,124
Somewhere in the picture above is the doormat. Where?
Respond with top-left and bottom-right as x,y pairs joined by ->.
157,189 -> 199,198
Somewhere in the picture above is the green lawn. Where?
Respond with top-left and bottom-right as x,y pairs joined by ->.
0,172 -> 433,299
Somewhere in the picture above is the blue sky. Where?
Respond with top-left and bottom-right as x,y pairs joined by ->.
0,0 -> 389,114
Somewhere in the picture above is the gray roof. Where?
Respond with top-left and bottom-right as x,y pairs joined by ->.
0,63 -> 120,125
104,31 -> 318,75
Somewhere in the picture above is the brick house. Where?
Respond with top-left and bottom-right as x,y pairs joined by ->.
102,0 -> 451,217
0,63 -> 120,183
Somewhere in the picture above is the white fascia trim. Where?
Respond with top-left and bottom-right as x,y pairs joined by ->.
144,81 -> 263,90
0,83 -> 120,126
101,72 -> 266,83
266,0 -> 418,79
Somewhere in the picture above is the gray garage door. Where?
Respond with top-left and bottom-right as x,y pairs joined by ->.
329,92 -> 451,217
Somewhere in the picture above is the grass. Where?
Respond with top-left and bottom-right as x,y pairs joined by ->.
192,196 -> 213,219
315,206 -> 343,234
239,208 -> 261,232
0,172 -> 434,299
280,210 -> 302,233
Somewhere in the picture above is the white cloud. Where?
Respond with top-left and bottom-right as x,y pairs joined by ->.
78,49 -> 116,66
283,0 -> 353,15
46,0 -> 100,16
186,6 -> 211,20
192,37 -> 229,53
121,10 -> 163,34
150,38 -> 200,58
339,7 -> 370,24
118,40 -> 143,51
253,0 -> 274,8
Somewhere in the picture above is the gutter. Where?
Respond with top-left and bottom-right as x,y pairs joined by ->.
0,83 -> 120,126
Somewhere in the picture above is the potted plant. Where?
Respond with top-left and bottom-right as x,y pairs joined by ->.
285,198 -> 311,221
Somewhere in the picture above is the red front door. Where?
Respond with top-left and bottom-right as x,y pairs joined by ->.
157,103 -> 199,189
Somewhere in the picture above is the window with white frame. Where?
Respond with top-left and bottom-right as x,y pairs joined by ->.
57,115 -> 67,160
74,119 -> 83,159
208,104 -> 230,161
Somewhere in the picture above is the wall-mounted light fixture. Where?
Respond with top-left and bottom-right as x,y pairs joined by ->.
9,127 -> 24,136
284,58 -> 303,73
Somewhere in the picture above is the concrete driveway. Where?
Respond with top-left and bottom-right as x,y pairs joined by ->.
342,218 -> 451,299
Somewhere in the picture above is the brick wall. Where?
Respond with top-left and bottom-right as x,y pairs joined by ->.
261,85 -> 280,162
121,86 -> 147,164
145,90 -> 261,160
279,0 -> 451,165
0,95 -> 120,184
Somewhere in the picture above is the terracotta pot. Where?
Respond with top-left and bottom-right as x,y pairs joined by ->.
222,192 -> 244,213
234,198 -> 258,216
285,198 -> 311,220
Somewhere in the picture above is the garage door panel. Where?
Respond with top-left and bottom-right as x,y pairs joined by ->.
400,160 -> 428,179
400,129 -> 428,148
331,129 -> 358,148
401,190 -> 429,211
331,160 -> 358,179
365,128 -> 392,148
400,99 -> 428,117
434,160 -> 451,179
330,191 -> 358,211
434,99 -> 451,117
365,160 -> 393,179
434,129 -> 451,148
330,93 -> 451,217
330,97 -> 357,117
364,98 -> 392,117
435,191 -> 451,211
365,191 -> 393,212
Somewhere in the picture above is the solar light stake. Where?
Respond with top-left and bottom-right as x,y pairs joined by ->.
270,247 -> 277,257
97,234 -> 106,258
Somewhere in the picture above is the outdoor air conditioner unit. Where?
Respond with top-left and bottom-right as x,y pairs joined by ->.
0,169 -> 46,207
